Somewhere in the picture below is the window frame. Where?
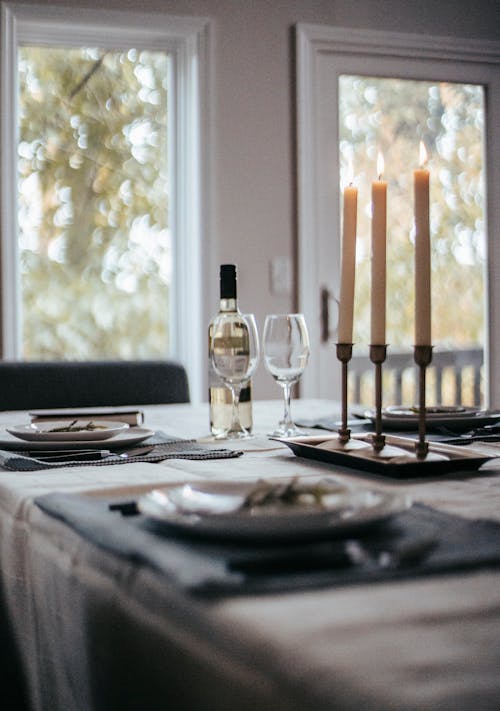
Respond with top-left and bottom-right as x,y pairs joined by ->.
0,2 -> 210,401
296,22 -> 500,407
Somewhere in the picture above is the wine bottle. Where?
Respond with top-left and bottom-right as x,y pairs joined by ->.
209,264 -> 253,435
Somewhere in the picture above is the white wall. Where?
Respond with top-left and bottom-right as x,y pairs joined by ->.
8,0 -> 500,397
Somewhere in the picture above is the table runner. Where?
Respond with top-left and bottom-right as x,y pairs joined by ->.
35,492 -> 500,597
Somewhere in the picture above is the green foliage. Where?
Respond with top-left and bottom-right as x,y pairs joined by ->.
339,76 -> 485,353
18,46 -> 170,359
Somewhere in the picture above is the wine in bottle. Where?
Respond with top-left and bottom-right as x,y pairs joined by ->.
209,264 -> 253,435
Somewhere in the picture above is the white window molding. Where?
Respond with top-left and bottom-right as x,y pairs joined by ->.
296,22 -> 500,406
1,2 -> 210,402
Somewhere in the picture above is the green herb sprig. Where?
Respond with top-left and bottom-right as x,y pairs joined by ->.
47,420 -> 103,433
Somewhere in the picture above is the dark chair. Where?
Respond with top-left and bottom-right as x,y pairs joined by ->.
0,360 -> 190,410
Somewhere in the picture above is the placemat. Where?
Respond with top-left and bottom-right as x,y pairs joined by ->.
0,432 -> 242,471
35,492 -> 500,598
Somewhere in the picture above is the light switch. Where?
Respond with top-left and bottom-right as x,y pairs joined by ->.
270,256 -> 292,295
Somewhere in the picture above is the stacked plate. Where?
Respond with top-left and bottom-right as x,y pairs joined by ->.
2,419 -> 154,450
138,476 -> 411,541
364,405 -> 500,431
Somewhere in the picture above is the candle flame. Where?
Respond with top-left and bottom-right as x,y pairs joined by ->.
419,141 -> 428,167
377,152 -> 384,179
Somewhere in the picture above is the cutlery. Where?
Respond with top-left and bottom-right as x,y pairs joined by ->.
432,421 -> 500,442
28,449 -> 112,462
230,537 -> 437,575
346,536 -> 437,569
109,500 -> 139,516
442,434 -> 500,445
108,445 -> 156,459
228,541 -> 353,574
27,444 -> 156,463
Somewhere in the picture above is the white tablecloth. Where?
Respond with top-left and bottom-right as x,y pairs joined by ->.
1,400 -> 500,711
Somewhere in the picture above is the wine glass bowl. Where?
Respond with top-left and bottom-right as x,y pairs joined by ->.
210,313 -> 260,439
263,313 -> 310,437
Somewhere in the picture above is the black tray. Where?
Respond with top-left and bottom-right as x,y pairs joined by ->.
276,433 -> 496,479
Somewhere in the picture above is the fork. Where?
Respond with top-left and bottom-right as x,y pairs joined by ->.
345,536 -> 437,569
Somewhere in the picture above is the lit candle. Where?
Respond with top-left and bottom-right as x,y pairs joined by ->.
414,141 -> 431,346
338,165 -> 358,344
371,152 -> 387,345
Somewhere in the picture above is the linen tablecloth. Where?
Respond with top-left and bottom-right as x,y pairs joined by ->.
1,400 -> 500,711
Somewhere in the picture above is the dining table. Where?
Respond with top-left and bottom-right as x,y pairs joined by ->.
0,398 -> 500,711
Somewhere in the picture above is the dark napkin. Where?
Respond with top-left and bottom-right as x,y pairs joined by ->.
295,415 -> 371,432
35,492 -> 500,598
0,432 -> 242,471
294,417 -> 476,444
295,414 -> 500,444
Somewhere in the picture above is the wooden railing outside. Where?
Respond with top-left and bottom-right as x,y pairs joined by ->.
350,347 -> 484,407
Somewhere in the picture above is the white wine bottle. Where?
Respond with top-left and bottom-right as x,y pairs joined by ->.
209,264 -> 253,435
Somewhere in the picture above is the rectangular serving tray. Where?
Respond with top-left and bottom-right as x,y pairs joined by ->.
276,433 -> 496,479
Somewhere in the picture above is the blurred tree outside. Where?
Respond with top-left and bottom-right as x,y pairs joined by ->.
339,76 -> 486,405
18,46 -> 171,359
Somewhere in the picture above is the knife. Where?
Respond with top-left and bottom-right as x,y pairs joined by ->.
228,537 -> 437,575
228,541 -> 354,575
27,449 -> 112,461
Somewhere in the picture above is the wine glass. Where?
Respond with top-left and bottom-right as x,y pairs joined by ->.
210,312 -> 260,439
263,313 -> 310,437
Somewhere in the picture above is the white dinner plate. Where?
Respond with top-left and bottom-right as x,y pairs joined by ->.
0,427 -> 155,451
364,405 -> 500,431
6,420 -> 129,442
138,477 -> 411,540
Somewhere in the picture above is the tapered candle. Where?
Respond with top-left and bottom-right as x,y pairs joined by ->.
338,175 -> 358,344
414,141 -> 431,345
371,152 -> 387,345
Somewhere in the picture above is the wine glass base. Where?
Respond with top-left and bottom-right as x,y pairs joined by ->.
214,429 -> 254,441
268,425 -> 306,439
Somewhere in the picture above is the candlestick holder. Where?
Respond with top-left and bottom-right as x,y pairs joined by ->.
413,345 -> 433,459
336,343 -> 353,444
370,344 -> 387,452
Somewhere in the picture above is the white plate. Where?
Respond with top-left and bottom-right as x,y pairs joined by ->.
0,427 -> 155,451
6,420 -> 129,442
364,406 -> 500,431
138,477 -> 411,540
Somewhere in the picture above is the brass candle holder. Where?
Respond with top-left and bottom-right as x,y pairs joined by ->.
370,344 -> 387,452
414,344 -> 433,459
336,343 -> 353,444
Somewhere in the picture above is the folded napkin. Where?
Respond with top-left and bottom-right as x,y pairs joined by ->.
34,494 -> 500,597
0,432 -> 242,471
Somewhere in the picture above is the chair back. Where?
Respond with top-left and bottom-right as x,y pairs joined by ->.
0,360 -> 190,410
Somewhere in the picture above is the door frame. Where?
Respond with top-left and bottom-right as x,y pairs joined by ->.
296,22 -> 500,406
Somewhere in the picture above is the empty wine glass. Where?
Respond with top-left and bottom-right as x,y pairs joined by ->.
263,313 -> 310,437
210,312 -> 260,439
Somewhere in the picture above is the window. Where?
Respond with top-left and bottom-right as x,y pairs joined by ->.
18,46 -> 171,359
296,24 -> 500,407
1,3 -> 209,400
339,76 -> 486,406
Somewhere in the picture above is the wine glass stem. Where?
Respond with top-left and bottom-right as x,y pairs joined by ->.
281,382 -> 293,428
230,385 -> 243,432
